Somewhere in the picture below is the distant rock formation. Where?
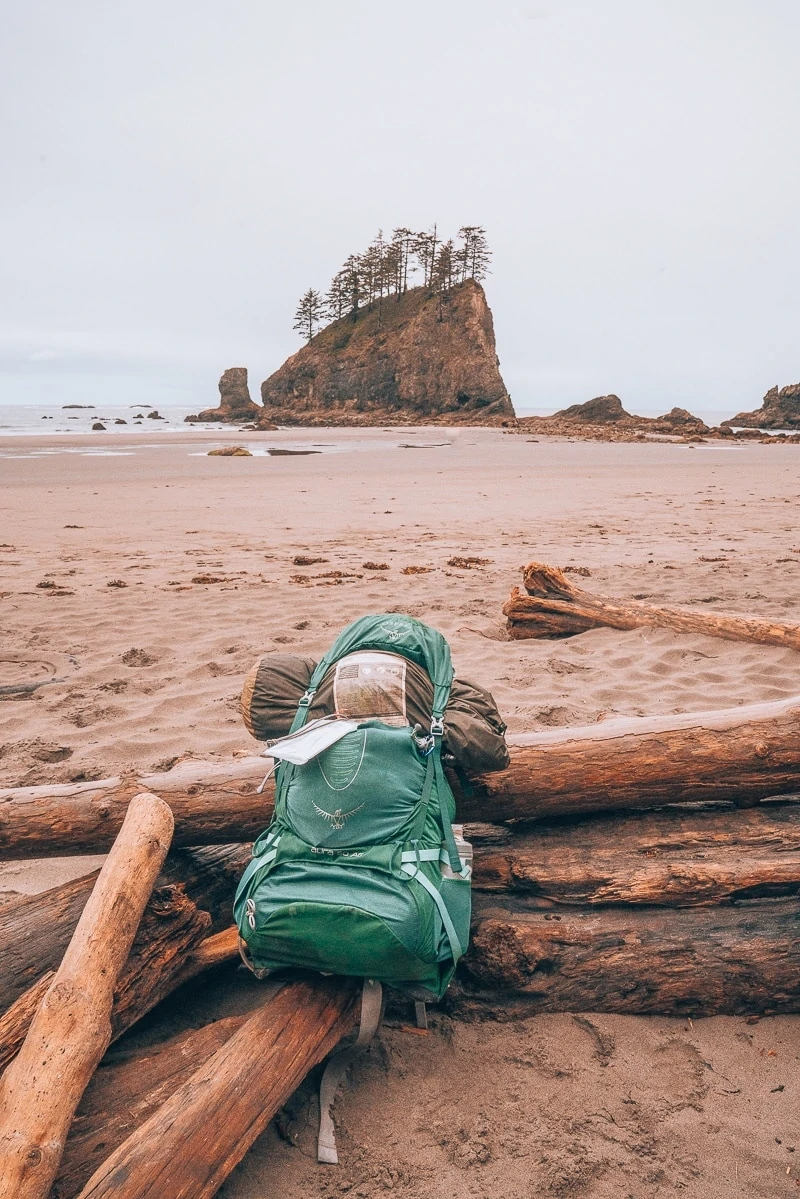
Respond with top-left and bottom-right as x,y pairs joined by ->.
649,407 -> 710,434
258,280 -> 514,426
185,367 -> 262,424
517,397 -> 712,442
555,395 -> 630,423
723,383 -> 800,429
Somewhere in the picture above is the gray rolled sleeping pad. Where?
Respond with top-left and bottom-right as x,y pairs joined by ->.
240,652 -> 509,774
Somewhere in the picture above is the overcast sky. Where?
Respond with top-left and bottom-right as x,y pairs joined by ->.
2,0 -> 799,414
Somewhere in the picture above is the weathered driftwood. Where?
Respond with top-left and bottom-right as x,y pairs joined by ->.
504,560 -> 800,647
0,844 -> 249,1011
0,756 -> 269,858
53,1012 -> 251,1199
462,694 -> 800,822
463,894 -> 800,1015
472,802 -> 800,906
4,694 -> 800,856
0,924 -> 238,1076
0,793 -> 174,1199
75,977 -> 359,1199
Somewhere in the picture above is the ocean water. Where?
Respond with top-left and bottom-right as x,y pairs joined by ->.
0,402 -> 788,437
0,403 -> 214,436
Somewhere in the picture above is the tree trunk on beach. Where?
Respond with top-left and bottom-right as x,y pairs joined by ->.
471,801 -> 800,906
52,1011 -> 251,1199
0,756 -> 270,858
503,560 -> 800,648
74,977 -> 359,1199
0,844 -> 249,1010
458,694 -> 800,822
3,694 -> 800,856
0,793 -> 173,1199
0,924 -> 238,1076
462,894 -> 800,1016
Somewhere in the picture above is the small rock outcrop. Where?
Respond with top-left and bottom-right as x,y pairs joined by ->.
723,383 -> 800,429
186,367 -> 262,424
555,395 -> 631,423
649,407 -> 710,434
258,280 -> 514,426
207,445 -> 253,456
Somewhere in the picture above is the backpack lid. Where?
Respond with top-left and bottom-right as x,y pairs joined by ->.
305,614 -> 454,723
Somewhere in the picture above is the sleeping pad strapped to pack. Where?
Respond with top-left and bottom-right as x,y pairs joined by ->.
234,614 -> 481,999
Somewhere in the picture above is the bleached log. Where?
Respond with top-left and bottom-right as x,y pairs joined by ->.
0,793 -> 174,1199
503,559 -> 800,648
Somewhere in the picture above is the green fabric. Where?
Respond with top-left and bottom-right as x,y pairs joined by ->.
234,615 -> 470,1000
240,652 -> 510,774
305,613 -> 454,722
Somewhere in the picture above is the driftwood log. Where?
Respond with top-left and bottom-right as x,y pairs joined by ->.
0,925 -> 238,1076
0,756 -> 270,858
504,560 -> 800,647
0,793 -> 174,1199
0,844 -> 249,1010
53,1011 -> 251,1199
463,894 -> 800,1016
472,801 -> 800,906
75,976 -> 359,1199
3,694 -> 800,857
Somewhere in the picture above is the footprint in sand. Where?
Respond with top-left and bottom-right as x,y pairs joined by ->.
122,648 -> 158,667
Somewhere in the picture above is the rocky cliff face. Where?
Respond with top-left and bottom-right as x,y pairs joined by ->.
258,280 -> 514,426
186,367 -> 263,423
723,383 -> 800,429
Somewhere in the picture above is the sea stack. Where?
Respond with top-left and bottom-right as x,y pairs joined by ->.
185,367 -> 262,423
723,382 -> 800,429
258,280 -> 515,426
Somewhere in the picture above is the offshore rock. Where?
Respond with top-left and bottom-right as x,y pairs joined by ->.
723,383 -> 800,429
649,407 -> 709,434
555,395 -> 630,423
258,280 -> 514,426
186,367 -> 263,424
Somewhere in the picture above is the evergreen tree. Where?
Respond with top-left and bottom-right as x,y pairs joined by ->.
457,226 -> 492,282
324,270 -> 350,322
432,239 -> 457,295
293,288 -> 325,343
412,224 -> 438,289
391,227 -> 415,293
292,224 -> 492,336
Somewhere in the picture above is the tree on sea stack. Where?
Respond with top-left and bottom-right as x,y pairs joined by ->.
293,288 -> 325,343
458,225 -> 491,283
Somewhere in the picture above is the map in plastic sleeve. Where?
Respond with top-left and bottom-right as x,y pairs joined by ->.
333,652 -> 409,726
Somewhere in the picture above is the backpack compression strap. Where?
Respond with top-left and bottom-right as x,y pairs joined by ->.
317,979 -> 384,1164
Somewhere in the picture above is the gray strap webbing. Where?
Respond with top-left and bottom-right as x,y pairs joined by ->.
317,979 -> 384,1165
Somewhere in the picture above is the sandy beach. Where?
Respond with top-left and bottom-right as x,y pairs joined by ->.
1,425 -> 799,1197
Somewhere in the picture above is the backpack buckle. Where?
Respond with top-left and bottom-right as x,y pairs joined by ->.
430,716 -> 444,737
297,689 -> 316,708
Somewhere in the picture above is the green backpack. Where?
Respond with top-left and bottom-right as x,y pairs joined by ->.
233,613 -> 472,1000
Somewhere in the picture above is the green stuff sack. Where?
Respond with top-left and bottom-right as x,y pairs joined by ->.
234,614 -> 471,1000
